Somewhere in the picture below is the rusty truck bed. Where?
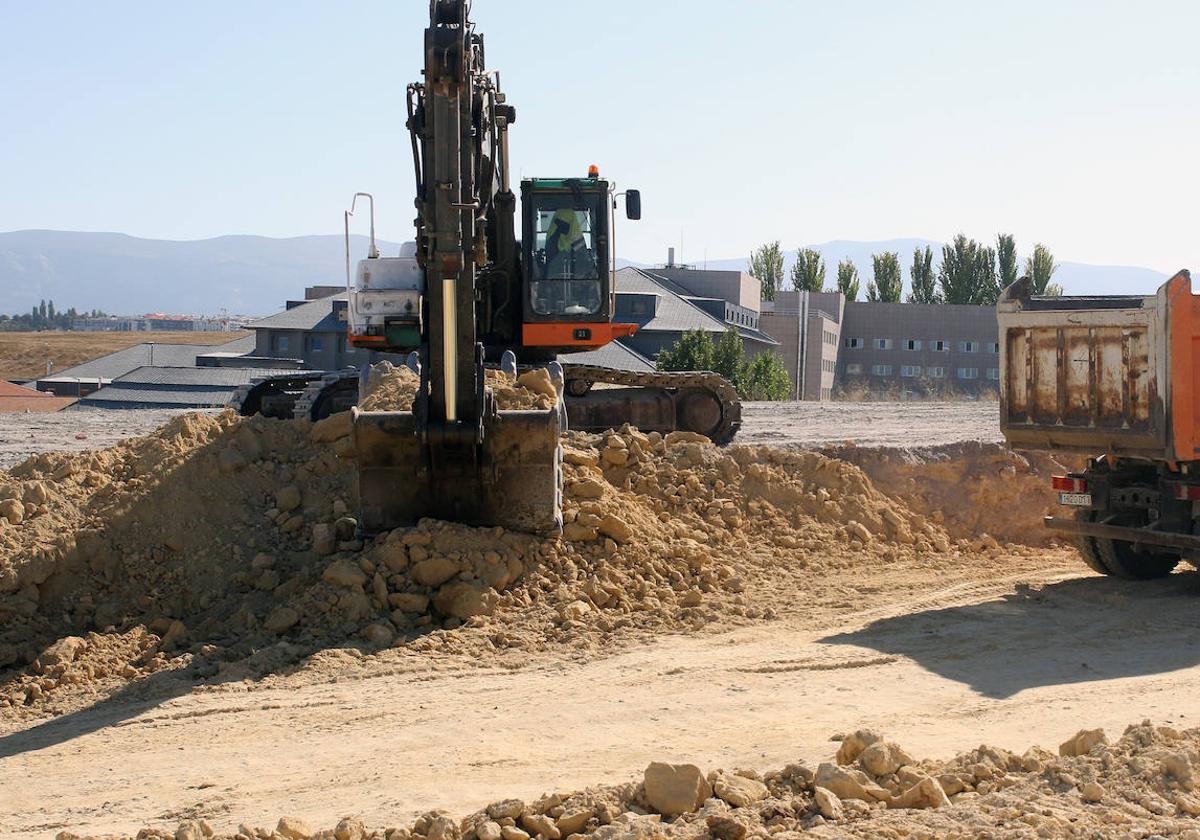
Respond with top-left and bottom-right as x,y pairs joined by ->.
997,270 -> 1199,461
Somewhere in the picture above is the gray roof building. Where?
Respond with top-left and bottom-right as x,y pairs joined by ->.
74,366 -> 310,409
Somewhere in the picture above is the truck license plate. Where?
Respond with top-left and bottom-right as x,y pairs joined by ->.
1059,492 -> 1092,507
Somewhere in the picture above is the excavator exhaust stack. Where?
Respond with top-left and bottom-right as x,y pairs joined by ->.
352,401 -> 563,536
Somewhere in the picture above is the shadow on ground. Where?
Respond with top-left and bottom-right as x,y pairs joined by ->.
820,570 -> 1200,699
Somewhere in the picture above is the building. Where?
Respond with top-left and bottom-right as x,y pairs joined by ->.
36,335 -> 257,397
613,267 -> 778,361
758,290 -> 1002,399
76,366 -> 309,409
838,301 -> 1000,396
71,314 -> 249,332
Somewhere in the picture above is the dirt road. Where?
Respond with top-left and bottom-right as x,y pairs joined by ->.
739,399 -> 1002,448
6,548 -> 1200,838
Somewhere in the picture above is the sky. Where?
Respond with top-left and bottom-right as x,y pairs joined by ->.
2,0 -> 1198,273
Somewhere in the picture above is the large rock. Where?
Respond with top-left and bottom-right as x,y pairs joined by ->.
264,606 -> 299,634
520,813 -> 561,840
813,787 -> 844,820
433,581 -> 491,620
836,729 -> 881,765
311,411 -> 352,443
859,741 -> 914,777
323,559 -> 367,588
276,485 -> 302,512
1059,728 -> 1108,757
890,776 -> 950,810
39,636 -> 87,667
412,556 -> 461,587
312,523 -> 337,556
815,762 -> 890,803
276,817 -> 314,840
0,498 -> 24,525
713,774 -> 769,807
598,514 -> 634,544
643,762 -> 712,817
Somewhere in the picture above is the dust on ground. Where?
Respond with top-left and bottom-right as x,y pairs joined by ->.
0,331 -> 249,381
739,401 -> 1002,449
0,407 -> 210,469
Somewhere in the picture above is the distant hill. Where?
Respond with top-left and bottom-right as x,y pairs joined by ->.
0,230 -> 404,317
0,230 -> 1172,316
689,239 -> 1169,298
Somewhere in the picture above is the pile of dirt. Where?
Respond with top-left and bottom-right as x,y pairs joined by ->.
359,363 -> 558,412
828,441 -> 1085,547
55,720 -> 1200,839
1,411 -> 953,715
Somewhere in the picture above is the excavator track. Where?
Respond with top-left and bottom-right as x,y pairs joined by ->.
228,372 -> 324,419
292,370 -> 362,421
561,364 -> 741,445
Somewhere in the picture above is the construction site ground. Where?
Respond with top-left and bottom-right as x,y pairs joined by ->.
3,397 -> 1199,839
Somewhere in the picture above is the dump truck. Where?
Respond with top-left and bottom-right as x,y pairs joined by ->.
998,269 -> 1200,578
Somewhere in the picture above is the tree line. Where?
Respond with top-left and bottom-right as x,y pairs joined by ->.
657,327 -> 791,401
749,234 -> 1062,304
0,300 -> 105,332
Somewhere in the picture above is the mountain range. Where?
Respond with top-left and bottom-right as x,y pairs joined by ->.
0,230 -> 1172,317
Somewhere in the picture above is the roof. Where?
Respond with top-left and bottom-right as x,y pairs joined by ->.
249,293 -> 345,331
0,396 -> 76,413
615,268 -> 730,334
115,366 -> 307,387
44,334 -> 257,382
73,364 -> 309,410
560,340 -> 655,373
0,381 -> 48,398
615,268 -> 777,346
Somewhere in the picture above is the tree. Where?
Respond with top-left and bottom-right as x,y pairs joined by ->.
997,234 -> 1018,291
790,248 -> 826,293
740,352 -> 791,400
867,252 -> 903,303
1025,243 -> 1062,296
938,234 -> 999,305
907,246 -> 938,303
656,329 -> 715,373
749,241 -> 785,301
712,328 -> 744,387
836,259 -> 860,301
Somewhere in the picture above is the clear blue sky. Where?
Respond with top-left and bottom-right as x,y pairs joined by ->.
2,0 -> 1197,273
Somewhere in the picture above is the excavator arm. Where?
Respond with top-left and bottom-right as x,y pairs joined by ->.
351,0 -> 563,535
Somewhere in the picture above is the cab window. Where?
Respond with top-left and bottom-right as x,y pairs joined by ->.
530,193 -> 602,316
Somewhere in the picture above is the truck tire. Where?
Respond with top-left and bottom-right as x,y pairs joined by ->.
1094,537 -> 1179,580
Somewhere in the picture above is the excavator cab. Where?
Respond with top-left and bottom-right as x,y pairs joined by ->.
520,174 -> 642,353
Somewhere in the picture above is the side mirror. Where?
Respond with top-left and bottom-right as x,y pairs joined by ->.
625,189 -> 642,221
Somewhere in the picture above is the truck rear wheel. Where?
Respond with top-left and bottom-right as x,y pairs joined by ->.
1078,511 -> 1180,580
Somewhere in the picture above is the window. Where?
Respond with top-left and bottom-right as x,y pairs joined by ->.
844,337 -> 862,349
276,335 -> 290,352
989,342 -> 1000,353
846,363 -> 862,375
957,367 -> 979,379
928,367 -> 946,378
530,193 -> 602,316
871,364 -> 892,376
307,335 -> 323,352
960,341 -> 978,353
987,368 -> 1000,380
901,365 -> 921,378
874,338 -> 893,350
931,340 -> 949,352
904,339 -> 922,351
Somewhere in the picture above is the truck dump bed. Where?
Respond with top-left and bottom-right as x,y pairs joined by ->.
998,270 -> 1199,461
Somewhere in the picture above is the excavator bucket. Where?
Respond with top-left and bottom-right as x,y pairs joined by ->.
351,406 -> 563,536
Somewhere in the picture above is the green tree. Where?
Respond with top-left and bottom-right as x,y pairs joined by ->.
997,234 -> 1018,291
712,328 -> 744,387
740,352 -> 791,400
836,259 -> 860,301
789,248 -> 826,293
938,234 -> 999,305
656,329 -> 715,373
907,246 -> 938,303
1025,243 -> 1062,295
749,241 -> 785,301
867,252 -> 903,303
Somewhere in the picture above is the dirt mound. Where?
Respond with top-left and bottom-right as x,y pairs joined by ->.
828,441 -> 1085,547
1,412 -> 952,716
55,720 -> 1200,839
359,362 -> 557,412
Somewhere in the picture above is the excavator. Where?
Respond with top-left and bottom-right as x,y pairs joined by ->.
236,0 -> 740,534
